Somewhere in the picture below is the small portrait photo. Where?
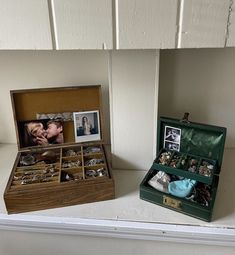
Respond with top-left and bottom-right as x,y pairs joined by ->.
164,126 -> 181,152
164,141 -> 180,151
19,119 -> 64,147
164,126 -> 181,144
73,110 -> 101,143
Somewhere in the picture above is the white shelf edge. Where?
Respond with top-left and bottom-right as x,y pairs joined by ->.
0,214 -> 235,246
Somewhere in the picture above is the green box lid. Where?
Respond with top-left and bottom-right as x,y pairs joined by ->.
157,115 -> 226,174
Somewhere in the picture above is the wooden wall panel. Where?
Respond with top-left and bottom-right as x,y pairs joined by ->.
179,0 -> 230,48
52,0 -> 113,49
0,0 -> 52,49
116,0 -> 178,49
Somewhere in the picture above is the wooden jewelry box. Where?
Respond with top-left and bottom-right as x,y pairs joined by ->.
4,85 -> 115,214
140,114 -> 226,222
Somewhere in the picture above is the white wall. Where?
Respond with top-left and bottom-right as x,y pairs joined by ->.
1,48 -> 235,255
0,51 -> 110,144
1,48 -> 235,169
159,47 -> 235,148
0,50 -> 159,170
109,50 -> 159,170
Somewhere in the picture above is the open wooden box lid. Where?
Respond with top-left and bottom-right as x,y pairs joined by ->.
11,85 -> 104,150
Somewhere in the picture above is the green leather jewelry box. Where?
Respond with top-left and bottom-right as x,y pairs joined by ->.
140,114 -> 226,222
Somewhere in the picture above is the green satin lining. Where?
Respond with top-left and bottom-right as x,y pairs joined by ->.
161,124 -> 224,163
180,127 -> 223,160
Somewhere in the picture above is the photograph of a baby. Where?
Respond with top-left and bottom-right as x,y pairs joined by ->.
21,119 -> 64,147
73,110 -> 100,143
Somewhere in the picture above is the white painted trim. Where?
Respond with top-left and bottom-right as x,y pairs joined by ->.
115,0 -> 119,49
177,0 -> 184,48
108,51 -> 115,160
50,0 -> 59,49
152,50 -> 160,158
0,214 -> 235,246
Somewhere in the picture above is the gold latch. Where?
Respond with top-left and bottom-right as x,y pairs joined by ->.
163,196 -> 182,210
180,112 -> 190,123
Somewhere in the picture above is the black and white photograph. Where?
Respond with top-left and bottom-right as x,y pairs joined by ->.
164,141 -> 180,151
73,110 -> 101,143
164,126 -> 181,151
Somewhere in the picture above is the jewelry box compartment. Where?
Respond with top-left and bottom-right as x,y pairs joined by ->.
152,116 -> 226,186
61,144 -> 109,181
11,148 -> 61,188
153,148 -> 217,185
4,86 -> 115,214
4,143 -> 114,214
9,144 -> 110,189
140,167 -> 218,222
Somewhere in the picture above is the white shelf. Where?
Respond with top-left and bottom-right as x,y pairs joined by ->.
0,144 -> 235,246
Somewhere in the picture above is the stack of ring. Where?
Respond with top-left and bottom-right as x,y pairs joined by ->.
84,147 -> 101,154
85,158 -> 104,166
86,168 -> 107,178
